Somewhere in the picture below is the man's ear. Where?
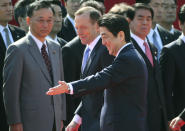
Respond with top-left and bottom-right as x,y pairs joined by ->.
95,22 -> 100,33
118,31 -> 125,42
26,16 -> 30,25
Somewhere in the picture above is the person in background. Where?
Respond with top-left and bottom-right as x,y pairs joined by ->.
80,0 -> 105,15
3,1 -> 66,131
136,0 -> 176,59
159,0 -> 181,40
160,3 -> 185,131
0,0 -> 25,130
14,0 -> 34,32
109,2 -> 134,23
130,3 -> 168,131
46,0 -> 67,47
57,0 -> 81,42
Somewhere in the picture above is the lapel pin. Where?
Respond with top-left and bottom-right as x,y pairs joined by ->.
52,51 -> 56,54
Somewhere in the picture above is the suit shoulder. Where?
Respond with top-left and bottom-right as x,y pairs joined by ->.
9,37 -> 28,51
47,39 -> 61,48
164,39 -> 181,49
9,25 -> 25,34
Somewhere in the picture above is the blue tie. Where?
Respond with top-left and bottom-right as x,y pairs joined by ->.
82,47 -> 90,72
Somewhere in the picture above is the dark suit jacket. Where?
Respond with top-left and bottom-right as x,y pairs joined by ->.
160,38 -> 185,121
62,36 -> 85,125
58,17 -> 76,42
71,44 -> 148,131
131,38 -> 168,131
157,25 -> 177,46
75,39 -> 114,131
0,24 -> 25,131
173,28 -> 181,41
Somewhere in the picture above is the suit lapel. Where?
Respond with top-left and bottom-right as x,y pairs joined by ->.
8,25 -> 23,41
47,40 -> 58,84
83,39 -> 101,75
131,38 -> 155,68
0,34 -> 6,55
27,35 -> 52,84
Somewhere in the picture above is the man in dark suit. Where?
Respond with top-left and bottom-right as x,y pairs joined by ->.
160,4 -> 185,131
57,0 -> 81,42
64,7 -> 114,131
47,13 -> 148,131
3,1 -> 66,131
136,0 -> 176,58
46,0 -> 66,47
0,0 -> 25,130
62,2 -> 106,127
170,108 -> 185,131
129,3 -> 168,131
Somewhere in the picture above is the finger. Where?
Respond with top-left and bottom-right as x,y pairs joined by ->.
170,119 -> 176,128
58,81 -> 65,85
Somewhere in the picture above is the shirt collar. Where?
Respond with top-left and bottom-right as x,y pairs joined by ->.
0,24 -> 10,33
147,28 -> 154,38
131,32 -> 147,46
28,31 -> 47,50
116,42 -> 131,57
86,35 -> 101,52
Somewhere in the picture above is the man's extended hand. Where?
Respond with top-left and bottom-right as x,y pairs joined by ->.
65,121 -> 80,131
170,117 -> 185,131
46,81 -> 69,95
10,123 -> 23,131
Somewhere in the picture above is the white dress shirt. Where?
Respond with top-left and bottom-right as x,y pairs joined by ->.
28,31 -> 49,53
0,24 -> 14,48
131,32 -> 149,53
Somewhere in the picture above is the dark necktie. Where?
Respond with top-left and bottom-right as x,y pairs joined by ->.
4,28 -> 12,47
41,43 -> 53,81
143,41 -> 154,66
82,47 -> 90,72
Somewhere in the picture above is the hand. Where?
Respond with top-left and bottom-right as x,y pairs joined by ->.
46,81 -> 69,95
65,121 -> 80,131
10,123 -> 23,131
170,117 -> 185,131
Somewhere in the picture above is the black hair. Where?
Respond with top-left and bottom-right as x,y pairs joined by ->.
98,13 -> 130,43
27,0 -> 55,17
131,3 -> 154,20
178,4 -> 185,24
14,0 -> 34,24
